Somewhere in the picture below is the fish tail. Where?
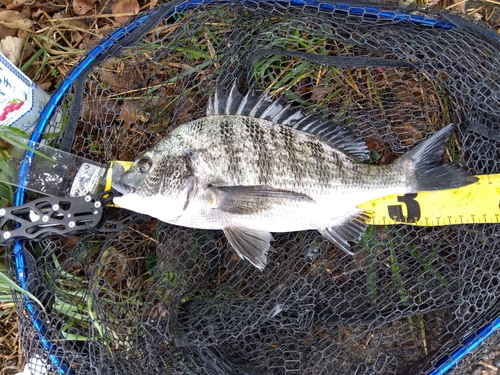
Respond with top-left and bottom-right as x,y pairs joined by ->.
396,124 -> 478,191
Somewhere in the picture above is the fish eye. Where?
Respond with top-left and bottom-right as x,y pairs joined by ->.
136,157 -> 152,173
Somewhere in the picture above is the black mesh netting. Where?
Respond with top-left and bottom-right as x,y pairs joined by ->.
8,0 -> 500,374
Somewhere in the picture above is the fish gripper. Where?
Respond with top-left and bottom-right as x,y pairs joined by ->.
0,194 -> 104,244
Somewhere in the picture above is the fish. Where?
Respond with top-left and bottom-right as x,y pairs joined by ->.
113,83 -> 478,270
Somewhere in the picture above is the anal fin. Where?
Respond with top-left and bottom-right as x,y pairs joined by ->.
223,226 -> 273,270
318,210 -> 373,255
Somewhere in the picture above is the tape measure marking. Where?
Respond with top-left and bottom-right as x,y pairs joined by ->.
358,174 -> 500,226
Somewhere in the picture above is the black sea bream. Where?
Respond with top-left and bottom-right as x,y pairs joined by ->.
113,84 -> 477,270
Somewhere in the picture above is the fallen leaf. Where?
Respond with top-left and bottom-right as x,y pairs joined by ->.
111,0 -> 139,24
392,123 -> 424,147
36,81 -> 51,92
7,0 -> 66,13
79,34 -> 101,51
32,3 -> 68,18
73,0 -> 98,16
450,0 -> 465,13
117,101 -> 149,127
0,25 -> 17,41
99,57 -> 145,91
176,96 -> 197,124
0,10 -> 33,31
5,0 -> 31,10
0,36 -> 24,66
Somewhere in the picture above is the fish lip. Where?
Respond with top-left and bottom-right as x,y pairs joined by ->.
112,180 -> 136,195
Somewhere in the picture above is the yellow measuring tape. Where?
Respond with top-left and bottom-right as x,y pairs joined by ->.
358,174 -> 500,226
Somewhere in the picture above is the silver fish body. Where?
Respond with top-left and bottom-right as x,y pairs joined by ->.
113,85 -> 477,270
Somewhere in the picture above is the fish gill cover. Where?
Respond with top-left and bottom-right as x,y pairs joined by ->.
7,0 -> 500,374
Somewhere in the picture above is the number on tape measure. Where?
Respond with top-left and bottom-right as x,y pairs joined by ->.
387,193 -> 421,223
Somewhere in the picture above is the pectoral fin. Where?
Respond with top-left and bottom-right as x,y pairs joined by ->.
318,210 -> 373,255
209,185 -> 313,215
223,226 -> 273,270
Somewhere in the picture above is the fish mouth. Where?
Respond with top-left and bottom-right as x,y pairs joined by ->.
112,180 -> 136,195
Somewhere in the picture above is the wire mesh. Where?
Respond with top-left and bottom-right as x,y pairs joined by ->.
8,0 -> 500,374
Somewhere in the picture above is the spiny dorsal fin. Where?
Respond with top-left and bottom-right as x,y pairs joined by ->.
207,82 -> 370,162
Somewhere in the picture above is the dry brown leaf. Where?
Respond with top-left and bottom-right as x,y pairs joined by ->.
0,25 -> 17,41
117,101 -> 149,127
0,10 -> 34,31
176,97 -> 197,124
99,58 -> 145,91
79,34 -> 101,51
37,81 -> 52,92
73,0 -> 98,16
5,0 -> 32,9
111,0 -> 139,24
7,0 -> 66,12
0,36 -> 24,66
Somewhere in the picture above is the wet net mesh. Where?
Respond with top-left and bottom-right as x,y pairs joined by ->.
8,0 -> 500,374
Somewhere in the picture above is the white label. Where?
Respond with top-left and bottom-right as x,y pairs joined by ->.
0,53 -> 50,133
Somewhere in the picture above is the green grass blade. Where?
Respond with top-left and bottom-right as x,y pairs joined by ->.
0,127 -> 54,162
0,271 -> 46,313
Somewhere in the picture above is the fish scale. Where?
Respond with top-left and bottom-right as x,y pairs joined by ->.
113,84 -> 477,270
192,117 -> 395,196
200,116 -> 337,192
219,118 -> 242,179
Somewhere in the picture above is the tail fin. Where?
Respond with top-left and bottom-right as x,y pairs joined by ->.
395,124 -> 478,191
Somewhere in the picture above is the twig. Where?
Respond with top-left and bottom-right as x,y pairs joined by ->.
478,360 -> 498,372
50,13 -> 140,23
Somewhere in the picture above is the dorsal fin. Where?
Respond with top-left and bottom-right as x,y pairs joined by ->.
207,82 -> 370,162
